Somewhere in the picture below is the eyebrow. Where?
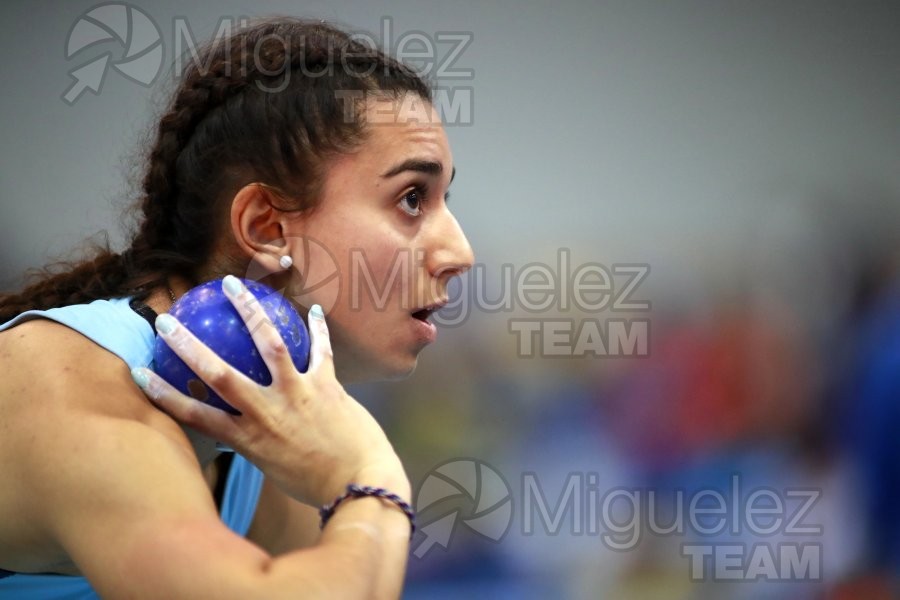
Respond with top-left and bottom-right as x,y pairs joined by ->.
381,159 -> 456,184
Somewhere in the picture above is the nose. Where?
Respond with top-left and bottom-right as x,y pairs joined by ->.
426,206 -> 475,282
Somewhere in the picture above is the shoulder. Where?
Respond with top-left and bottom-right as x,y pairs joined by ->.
0,318 -> 199,573
0,315 -> 162,422
0,297 -> 155,370
0,317 -> 274,596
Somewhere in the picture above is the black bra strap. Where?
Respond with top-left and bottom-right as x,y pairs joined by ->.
129,298 -> 159,334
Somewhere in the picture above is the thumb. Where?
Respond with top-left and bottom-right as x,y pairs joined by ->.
307,304 -> 336,377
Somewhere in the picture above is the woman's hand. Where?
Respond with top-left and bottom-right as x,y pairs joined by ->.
132,275 -> 408,508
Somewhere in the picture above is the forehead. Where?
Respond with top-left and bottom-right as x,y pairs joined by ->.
356,96 -> 451,171
315,96 -> 453,206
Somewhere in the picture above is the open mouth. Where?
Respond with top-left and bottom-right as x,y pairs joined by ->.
412,308 -> 434,322
412,299 -> 447,322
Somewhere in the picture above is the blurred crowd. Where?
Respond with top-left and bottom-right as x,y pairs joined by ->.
354,197 -> 900,599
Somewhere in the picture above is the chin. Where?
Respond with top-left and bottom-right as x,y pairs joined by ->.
336,354 -> 419,384
382,361 -> 419,381
371,355 -> 419,382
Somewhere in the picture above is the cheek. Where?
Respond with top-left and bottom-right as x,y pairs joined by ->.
333,226 -> 417,307
284,234 -> 343,314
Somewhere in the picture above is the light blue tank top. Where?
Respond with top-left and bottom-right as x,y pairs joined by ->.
0,298 -> 265,599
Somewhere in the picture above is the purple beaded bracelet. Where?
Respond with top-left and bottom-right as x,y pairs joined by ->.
319,484 -> 416,540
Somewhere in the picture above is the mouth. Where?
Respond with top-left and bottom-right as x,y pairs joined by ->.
409,300 -> 447,344
412,310 -> 431,322
411,300 -> 447,322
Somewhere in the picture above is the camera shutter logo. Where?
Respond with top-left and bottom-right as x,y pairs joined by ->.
243,235 -> 343,316
63,3 -> 163,104
413,459 -> 513,558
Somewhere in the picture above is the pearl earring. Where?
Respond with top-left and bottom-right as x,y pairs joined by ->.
279,255 -> 293,270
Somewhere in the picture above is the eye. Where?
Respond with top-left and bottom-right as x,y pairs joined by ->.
398,186 -> 426,217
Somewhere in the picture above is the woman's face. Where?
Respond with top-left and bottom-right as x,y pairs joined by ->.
284,96 -> 474,383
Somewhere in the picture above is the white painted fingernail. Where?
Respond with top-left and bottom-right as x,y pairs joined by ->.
222,275 -> 243,297
131,367 -> 150,389
156,313 -> 178,335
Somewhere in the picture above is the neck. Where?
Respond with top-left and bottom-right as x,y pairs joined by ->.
144,275 -> 194,315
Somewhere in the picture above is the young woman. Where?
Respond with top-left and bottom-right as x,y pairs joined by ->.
0,18 -> 473,599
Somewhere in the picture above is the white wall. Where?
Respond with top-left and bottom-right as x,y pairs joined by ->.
2,0 -> 899,291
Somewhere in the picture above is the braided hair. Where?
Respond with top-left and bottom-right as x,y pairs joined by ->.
0,18 -> 431,322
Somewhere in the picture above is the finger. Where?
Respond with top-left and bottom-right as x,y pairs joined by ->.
307,304 -> 335,377
131,367 -> 241,443
154,312 -> 257,414
221,275 -> 296,379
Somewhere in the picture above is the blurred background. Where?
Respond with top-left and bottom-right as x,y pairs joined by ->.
2,0 -> 899,598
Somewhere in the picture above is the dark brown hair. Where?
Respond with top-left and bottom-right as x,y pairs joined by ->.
0,18 -> 431,322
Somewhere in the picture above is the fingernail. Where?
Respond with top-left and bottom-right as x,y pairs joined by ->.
131,367 -> 150,390
223,275 -> 243,297
310,304 -> 324,319
156,313 -> 178,335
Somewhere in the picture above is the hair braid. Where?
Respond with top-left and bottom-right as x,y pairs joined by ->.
0,17 -> 432,323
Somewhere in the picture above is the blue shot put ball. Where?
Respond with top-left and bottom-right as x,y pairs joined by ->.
152,278 -> 310,414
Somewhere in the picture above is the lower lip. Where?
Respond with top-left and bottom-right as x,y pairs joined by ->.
411,315 -> 437,344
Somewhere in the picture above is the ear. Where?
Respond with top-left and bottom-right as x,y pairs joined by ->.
229,183 -> 289,274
